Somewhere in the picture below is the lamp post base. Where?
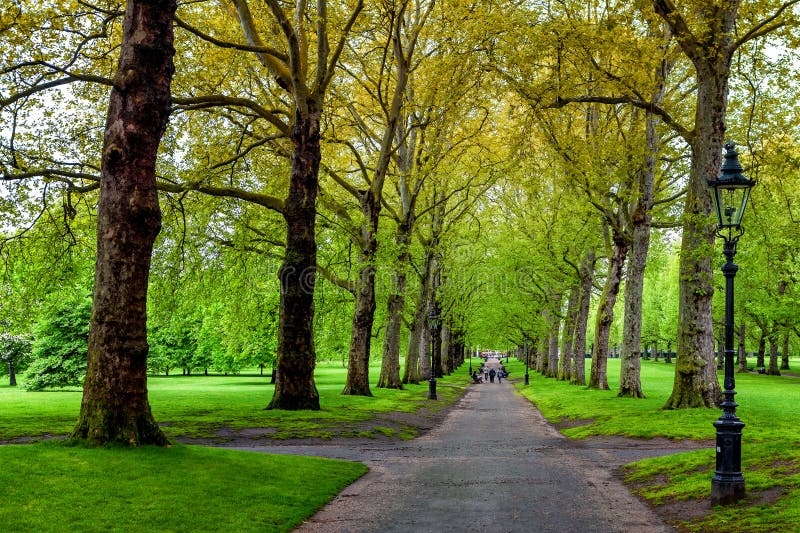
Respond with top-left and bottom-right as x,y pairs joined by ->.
428,378 -> 437,400
524,372 -> 529,385
711,415 -> 745,505
711,478 -> 745,506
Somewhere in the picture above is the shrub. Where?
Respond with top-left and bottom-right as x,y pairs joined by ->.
25,292 -> 91,390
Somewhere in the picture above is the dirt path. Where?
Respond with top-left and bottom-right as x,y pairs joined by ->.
230,363 -> 706,532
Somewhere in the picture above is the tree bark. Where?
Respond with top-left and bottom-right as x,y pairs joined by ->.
571,251 -> 595,386
618,223 -> 648,398
536,314 -> 548,375
8,362 -> 16,387
781,331 -> 790,371
72,0 -> 176,446
756,332 -> 765,369
737,323 -> 747,373
546,292 -> 562,378
590,232 -> 628,390
404,248 -> 434,384
342,248 -> 377,396
267,109 -> 322,410
559,285 -> 579,381
767,331 -> 781,376
378,221 -> 413,389
441,325 -> 452,375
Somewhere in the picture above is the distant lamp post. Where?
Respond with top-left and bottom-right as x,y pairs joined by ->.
427,306 -> 439,400
524,334 -> 531,386
468,345 -> 473,375
708,141 -> 755,506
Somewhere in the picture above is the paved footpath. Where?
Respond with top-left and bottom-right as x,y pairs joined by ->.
236,365 -> 678,532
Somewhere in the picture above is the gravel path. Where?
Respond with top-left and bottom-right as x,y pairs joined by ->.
229,361 -> 701,532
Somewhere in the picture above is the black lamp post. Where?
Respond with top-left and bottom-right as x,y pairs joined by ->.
524,334 -> 530,385
468,345 -> 473,375
708,142 -> 755,506
427,306 -> 439,400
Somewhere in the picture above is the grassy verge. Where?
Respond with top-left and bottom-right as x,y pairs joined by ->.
511,357 -> 800,532
0,441 -> 366,532
0,361 -> 470,442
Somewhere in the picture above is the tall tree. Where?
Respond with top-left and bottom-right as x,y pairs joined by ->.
650,0 -> 800,407
73,0 -> 177,445
619,25 -> 673,399
227,0 -> 364,409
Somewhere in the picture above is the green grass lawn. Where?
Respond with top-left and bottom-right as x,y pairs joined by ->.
0,361 -> 469,442
0,361 -> 469,532
0,441 -> 366,532
511,356 -> 800,532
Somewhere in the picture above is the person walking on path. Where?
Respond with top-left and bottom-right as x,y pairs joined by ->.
497,368 -> 503,383
488,367 -> 496,383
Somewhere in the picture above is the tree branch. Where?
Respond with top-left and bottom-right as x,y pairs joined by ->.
174,15 -> 289,58
550,95 -> 693,143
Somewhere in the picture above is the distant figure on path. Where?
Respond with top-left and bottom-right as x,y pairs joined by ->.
484,367 -> 489,382
497,369 -> 503,383
489,368 -> 496,383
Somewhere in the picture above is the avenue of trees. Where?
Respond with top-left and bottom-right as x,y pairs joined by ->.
3,0 -> 800,445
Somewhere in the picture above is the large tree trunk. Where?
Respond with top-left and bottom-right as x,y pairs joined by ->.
342,256 -> 377,396
571,251 -> 595,386
536,315 -> 548,375
590,233 -> 628,390
756,332 -> 765,369
378,222 -> 413,389
403,318 -> 422,385
441,325 -> 452,375
618,219 -> 649,398
559,285 -> 579,381
73,0 -> 176,446
663,78 -> 725,407
781,331 -> 790,371
767,331 -> 781,376
404,248 -> 434,384
546,293 -> 562,378
8,362 -> 16,387
419,320 -> 431,381
267,109 -> 323,410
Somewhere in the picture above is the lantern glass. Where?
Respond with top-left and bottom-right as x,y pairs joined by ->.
711,183 -> 752,229
427,308 -> 439,333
